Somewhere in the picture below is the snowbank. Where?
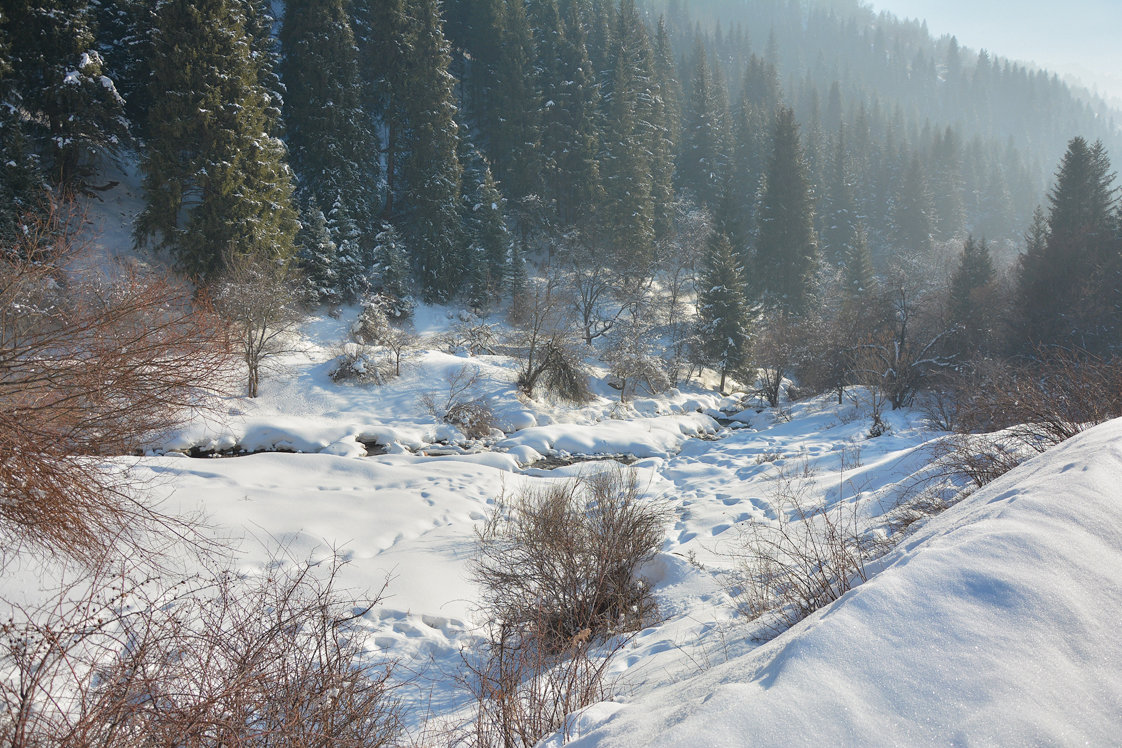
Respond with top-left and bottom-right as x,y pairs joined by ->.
566,419 -> 1122,746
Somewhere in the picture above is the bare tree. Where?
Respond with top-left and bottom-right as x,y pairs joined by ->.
556,232 -> 628,346
507,272 -> 591,402
212,252 -> 305,398
0,200 -> 234,562
853,271 -> 957,410
351,294 -> 418,377
656,201 -> 711,383
603,318 -> 670,403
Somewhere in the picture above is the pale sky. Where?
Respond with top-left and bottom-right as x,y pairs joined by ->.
868,0 -> 1122,109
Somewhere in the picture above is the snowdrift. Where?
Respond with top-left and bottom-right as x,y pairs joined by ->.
568,419 -> 1122,746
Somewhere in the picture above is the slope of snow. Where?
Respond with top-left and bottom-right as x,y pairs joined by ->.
563,418 -> 1122,746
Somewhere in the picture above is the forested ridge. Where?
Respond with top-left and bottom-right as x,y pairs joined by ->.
3,0 -> 1122,365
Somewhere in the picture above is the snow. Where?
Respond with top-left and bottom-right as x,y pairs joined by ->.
562,419 -> 1122,747
8,245 -> 1122,741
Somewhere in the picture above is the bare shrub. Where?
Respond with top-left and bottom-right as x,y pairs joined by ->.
952,347 -> 1122,449
420,365 -> 497,439
729,471 -> 870,638
464,468 -> 666,746
852,275 -> 957,411
448,319 -> 499,356
0,200 -> 235,562
753,311 -> 808,408
457,617 -> 622,748
0,553 -> 402,746
934,433 -> 1027,489
472,468 -> 666,649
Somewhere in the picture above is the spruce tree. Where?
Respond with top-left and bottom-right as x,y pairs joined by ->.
490,0 -> 542,204
3,0 -> 127,187
891,153 -> 935,255
754,107 -> 818,315
297,205 -> 340,304
538,0 -> 602,228
399,0 -> 464,302
697,231 -> 752,392
948,234 -> 995,354
820,126 -> 859,266
328,197 -> 371,301
350,0 -> 409,217
842,224 -> 875,311
649,15 -> 680,240
679,36 -> 728,211
599,0 -> 657,271
1016,137 -> 1120,350
281,0 -> 381,240
0,17 -> 46,238
136,0 -> 298,277
373,222 -> 411,303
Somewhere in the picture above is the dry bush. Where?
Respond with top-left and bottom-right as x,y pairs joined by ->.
472,469 -> 666,648
464,468 -> 665,746
420,365 -> 497,439
951,347 -> 1122,449
0,200 -> 235,562
0,553 -> 402,747
447,319 -> 499,356
729,470 -> 871,637
603,320 -> 670,403
456,617 -> 622,748
933,433 -> 1027,490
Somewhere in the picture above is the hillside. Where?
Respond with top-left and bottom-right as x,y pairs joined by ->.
563,417 -> 1122,746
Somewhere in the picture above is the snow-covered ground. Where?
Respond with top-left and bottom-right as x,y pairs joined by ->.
563,418 -> 1122,746
114,307 -> 952,737
9,294 -> 1122,743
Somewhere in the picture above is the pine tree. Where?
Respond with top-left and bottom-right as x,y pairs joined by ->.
891,153 -> 934,255
281,0 -> 381,237
697,231 -> 752,392
599,0 -> 657,271
297,205 -> 340,303
754,107 -> 818,315
136,0 -> 298,277
3,0 -> 127,187
948,234 -> 995,353
1016,137 -> 1120,350
679,35 -> 728,211
399,0 -> 464,302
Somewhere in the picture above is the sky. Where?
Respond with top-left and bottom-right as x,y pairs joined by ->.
868,0 -> 1122,109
